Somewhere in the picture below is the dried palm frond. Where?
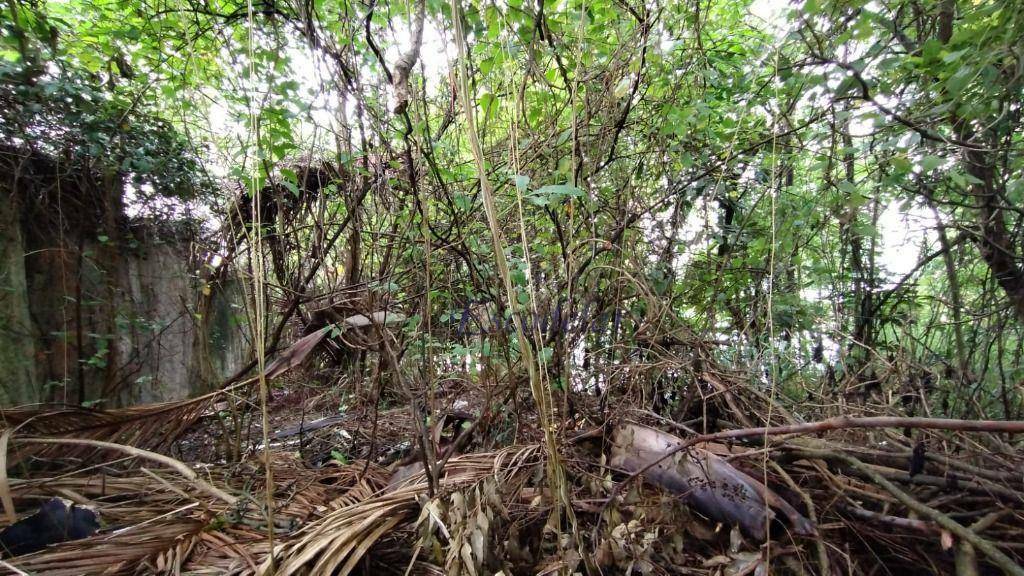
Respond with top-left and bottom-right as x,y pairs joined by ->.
0,447 -> 400,575
13,438 -> 238,506
8,474 -> 195,512
264,312 -> 408,379
1,519 -> 207,575
261,445 -> 542,576
0,380 -> 255,466
263,327 -> 331,380
182,526 -> 272,575
0,449 -> 226,575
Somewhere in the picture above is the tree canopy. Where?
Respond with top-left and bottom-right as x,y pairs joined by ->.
9,0 -> 1015,414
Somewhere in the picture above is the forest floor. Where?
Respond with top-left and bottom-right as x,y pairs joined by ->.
1,339 -> 1024,575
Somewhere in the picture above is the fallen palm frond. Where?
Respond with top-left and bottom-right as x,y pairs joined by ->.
4,519 -> 207,576
0,449 -> 226,575
0,380 -> 255,467
2,350 -> 1024,576
261,445 -> 542,576
13,437 -> 237,505
0,442 -> 393,574
263,327 -> 332,380
263,311 -> 409,380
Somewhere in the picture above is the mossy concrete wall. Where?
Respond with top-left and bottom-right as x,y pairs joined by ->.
0,194 -> 38,406
0,220 -> 249,407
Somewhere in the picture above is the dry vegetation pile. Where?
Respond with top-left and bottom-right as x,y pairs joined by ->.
2,332 -> 1022,576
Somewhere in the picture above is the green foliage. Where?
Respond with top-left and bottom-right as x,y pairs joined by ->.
0,59 -> 211,200
3,0 -> 1023,418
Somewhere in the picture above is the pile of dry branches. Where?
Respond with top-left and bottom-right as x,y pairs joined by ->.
1,348 -> 1023,575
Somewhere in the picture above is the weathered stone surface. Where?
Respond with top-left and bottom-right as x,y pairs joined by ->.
0,193 -> 38,406
1,219 -> 248,407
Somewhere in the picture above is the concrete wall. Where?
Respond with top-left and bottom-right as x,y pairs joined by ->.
119,241 -> 202,404
0,220 -> 250,407
0,193 -> 38,406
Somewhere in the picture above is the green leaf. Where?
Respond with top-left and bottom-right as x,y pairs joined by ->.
454,193 -> 474,211
942,49 -> 968,63
280,179 -> 301,197
920,155 -> 944,173
527,184 -> 584,207
889,156 -> 911,174
517,290 -> 530,305
512,174 -> 530,191
945,69 -> 972,98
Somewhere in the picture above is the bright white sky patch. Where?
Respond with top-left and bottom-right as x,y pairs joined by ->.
748,0 -> 791,30
877,201 -> 936,280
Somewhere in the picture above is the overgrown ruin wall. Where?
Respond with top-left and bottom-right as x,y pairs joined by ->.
0,153 -> 249,407
116,239 -> 251,405
0,195 -> 38,405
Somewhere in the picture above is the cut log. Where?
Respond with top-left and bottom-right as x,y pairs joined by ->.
608,423 -> 815,540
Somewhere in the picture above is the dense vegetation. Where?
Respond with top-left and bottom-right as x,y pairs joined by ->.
7,0 -> 1024,415
2,0 -> 1024,573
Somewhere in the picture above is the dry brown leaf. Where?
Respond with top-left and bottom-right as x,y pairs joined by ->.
941,530 -> 954,550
